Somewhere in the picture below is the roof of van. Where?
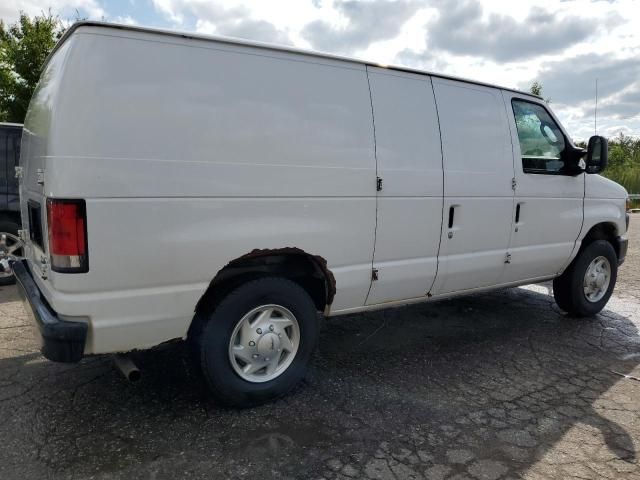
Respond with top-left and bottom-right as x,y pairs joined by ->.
53,21 -> 542,100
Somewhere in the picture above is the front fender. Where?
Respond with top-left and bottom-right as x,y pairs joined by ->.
563,198 -> 627,270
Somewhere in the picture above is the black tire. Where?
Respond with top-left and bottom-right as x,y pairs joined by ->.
195,277 -> 319,407
0,221 -> 22,286
553,240 -> 618,317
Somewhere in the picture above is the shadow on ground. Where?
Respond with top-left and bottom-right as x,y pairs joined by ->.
1,284 -> 639,479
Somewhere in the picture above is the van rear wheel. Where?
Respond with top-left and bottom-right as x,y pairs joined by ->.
553,240 -> 617,317
195,277 -> 319,407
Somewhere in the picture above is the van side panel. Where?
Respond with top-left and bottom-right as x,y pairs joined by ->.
364,68 -> 443,305
431,78 -> 515,295
23,28 -> 377,353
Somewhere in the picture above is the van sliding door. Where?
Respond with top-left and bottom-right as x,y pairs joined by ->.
365,67 -> 444,305
430,78 -> 516,295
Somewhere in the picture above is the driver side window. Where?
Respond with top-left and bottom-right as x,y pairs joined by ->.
512,99 -> 566,174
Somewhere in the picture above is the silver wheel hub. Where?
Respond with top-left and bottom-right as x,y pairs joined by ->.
0,232 -> 23,278
583,256 -> 611,303
256,333 -> 281,357
228,304 -> 300,383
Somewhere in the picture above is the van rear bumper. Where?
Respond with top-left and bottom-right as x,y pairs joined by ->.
13,260 -> 87,363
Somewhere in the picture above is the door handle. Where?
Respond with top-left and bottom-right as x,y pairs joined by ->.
515,203 -> 521,223
447,205 -> 458,238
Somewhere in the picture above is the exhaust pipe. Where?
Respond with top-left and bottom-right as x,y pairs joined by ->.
114,354 -> 141,382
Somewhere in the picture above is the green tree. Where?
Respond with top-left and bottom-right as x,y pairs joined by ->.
529,81 -> 543,97
0,12 -> 64,123
602,133 -> 640,197
529,81 -> 551,104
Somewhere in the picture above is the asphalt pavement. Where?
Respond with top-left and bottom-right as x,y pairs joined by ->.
1,218 -> 639,479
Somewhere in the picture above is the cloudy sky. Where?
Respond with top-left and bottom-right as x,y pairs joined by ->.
2,0 -> 639,141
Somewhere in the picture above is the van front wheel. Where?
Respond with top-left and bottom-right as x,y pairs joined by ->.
553,240 -> 618,317
196,277 -> 319,407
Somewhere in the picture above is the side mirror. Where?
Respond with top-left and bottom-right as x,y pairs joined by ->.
585,135 -> 608,174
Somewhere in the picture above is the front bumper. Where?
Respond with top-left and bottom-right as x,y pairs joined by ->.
13,260 -> 87,362
617,236 -> 628,266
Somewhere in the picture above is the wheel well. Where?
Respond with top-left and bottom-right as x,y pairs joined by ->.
580,222 -> 619,257
194,248 -> 336,317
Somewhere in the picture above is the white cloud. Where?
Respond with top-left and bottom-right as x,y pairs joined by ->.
150,0 -> 294,44
425,0 -> 621,62
2,0 -> 639,138
301,0 -> 423,54
150,0 -> 185,24
113,15 -> 137,26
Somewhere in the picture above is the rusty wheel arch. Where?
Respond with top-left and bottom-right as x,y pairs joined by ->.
194,247 -> 336,317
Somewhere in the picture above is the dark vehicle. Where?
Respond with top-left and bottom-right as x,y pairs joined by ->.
0,122 -> 23,285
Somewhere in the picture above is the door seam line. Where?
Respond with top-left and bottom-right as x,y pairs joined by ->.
363,66 -> 378,305
427,77 -> 446,296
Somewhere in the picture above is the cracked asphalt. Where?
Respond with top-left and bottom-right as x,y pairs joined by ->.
1,218 -> 640,480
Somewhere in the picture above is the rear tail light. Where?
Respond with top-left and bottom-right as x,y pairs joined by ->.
46,199 -> 88,273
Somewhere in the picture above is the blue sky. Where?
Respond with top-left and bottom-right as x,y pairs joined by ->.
2,0 -> 639,140
102,0 -> 168,26
2,0 -> 173,28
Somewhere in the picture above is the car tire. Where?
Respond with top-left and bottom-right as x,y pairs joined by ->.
196,277 -> 320,407
0,221 -> 22,286
553,240 -> 618,317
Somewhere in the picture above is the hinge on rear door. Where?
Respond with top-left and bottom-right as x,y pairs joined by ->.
376,176 -> 383,191
36,168 -> 45,185
372,268 -> 379,281
40,255 -> 48,279
511,177 -> 517,191
504,252 -> 512,264
14,166 -> 23,179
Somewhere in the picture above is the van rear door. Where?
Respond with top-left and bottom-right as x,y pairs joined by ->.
19,128 -> 48,278
19,39 -> 74,277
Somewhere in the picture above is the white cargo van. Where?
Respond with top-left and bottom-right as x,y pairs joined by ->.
12,22 -> 629,406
